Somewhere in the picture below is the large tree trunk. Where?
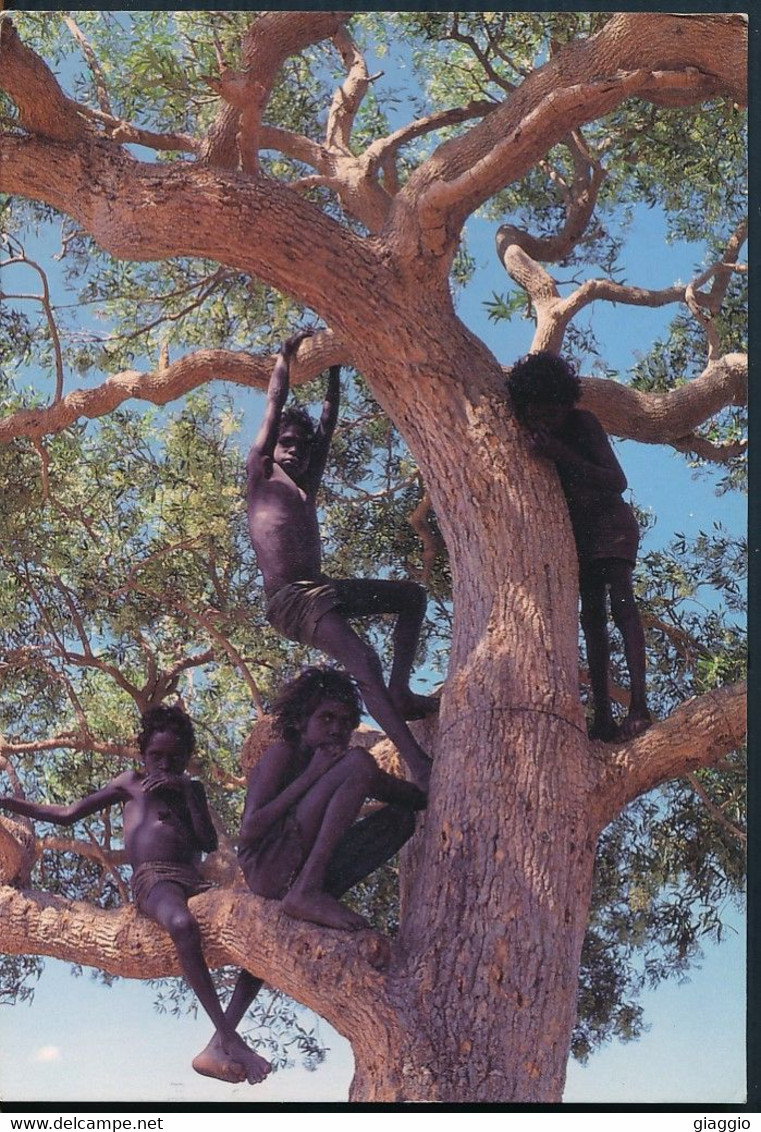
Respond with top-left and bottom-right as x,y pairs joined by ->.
0,13 -> 746,1104
330,314 -> 598,1101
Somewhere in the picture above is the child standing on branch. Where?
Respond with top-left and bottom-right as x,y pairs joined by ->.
507,352 -> 652,742
246,330 -> 434,792
0,705 -> 272,1087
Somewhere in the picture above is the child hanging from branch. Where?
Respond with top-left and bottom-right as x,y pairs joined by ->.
0,705 -> 272,1087
507,351 -> 652,741
246,330 -> 435,793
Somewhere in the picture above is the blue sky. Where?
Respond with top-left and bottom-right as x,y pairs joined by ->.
0,15 -> 747,1108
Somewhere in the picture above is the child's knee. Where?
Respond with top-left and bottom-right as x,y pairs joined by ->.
165,904 -> 199,944
344,746 -> 379,791
609,586 -> 636,629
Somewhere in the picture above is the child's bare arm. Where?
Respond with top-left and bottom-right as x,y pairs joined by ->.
302,365 -> 340,499
0,773 -> 132,826
245,330 -> 315,475
531,411 -> 627,493
141,771 -> 218,853
239,741 -> 340,846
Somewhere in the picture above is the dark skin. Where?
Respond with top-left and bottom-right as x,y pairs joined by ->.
191,694 -> 425,1085
0,730 -> 271,1087
246,330 -> 433,791
524,403 -> 651,741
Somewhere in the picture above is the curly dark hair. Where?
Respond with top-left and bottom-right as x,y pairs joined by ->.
506,351 -> 582,421
137,704 -> 196,761
271,666 -> 362,742
279,405 -> 316,443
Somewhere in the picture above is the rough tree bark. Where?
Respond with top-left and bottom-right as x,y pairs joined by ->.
0,13 -> 747,1103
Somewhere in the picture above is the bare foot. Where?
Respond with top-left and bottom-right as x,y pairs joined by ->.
222,1032 -> 272,1086
282,888 -> 369,931
618,709 -> 652,740
192,1035 -> 247,1084
392,689 -> 440,721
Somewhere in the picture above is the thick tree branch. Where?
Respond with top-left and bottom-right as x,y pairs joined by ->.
0,336 -> 345,445
576,353 -> 747,444
393,13 -> 746,260
200,11 -> 352,171
592,681 -> 746,829
0,883 -> 398,1047
0,19 -> 88,141
499,219 -> 747,358
0,133 -> 385,338
326,24 -> 370,152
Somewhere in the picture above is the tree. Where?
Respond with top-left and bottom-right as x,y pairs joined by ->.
0,12 -> 747,1103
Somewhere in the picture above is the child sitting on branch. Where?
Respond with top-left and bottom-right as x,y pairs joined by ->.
0,705 -> 272,1087
507,351 -> 652,741
191,665 -> 426,1084
246,330 -> 435,793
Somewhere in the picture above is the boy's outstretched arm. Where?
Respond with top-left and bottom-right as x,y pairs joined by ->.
302,365 -> 340,500
246,329 -> 314,476
0,774 -> 132,826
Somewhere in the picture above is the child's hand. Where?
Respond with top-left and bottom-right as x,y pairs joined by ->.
309,743 -> 346,778
142,771 -> 188,795
528,428 -> 563,460
281,328 -> 315,358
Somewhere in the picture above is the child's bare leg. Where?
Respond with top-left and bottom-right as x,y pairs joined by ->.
386,582 -> 437,720
324,803 -> 416,897
282,748 -> 380,929
143,881 -> 271,1085
332,579 -> 438,720
193,972 -> 264,1084
579,567 -> 618,741
608,563 -> 651,738
194,806 -> 417,1079
310,610 -> 431,790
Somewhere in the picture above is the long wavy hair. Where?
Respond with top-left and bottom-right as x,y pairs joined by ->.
271,667 -> 362,742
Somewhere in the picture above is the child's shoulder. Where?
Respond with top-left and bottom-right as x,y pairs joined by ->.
115,768 -> 145,794
570,407 -> 602,428
249,737 -> 299,777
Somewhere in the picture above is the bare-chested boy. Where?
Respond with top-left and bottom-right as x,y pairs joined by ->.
0,705 -> 271,1087
191,665 -> 425,1084
507,352 -> 652,741
247,330 -> 433,791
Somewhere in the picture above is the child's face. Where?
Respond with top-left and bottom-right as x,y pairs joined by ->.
523,403 -> 570,432
300,698 -> 356,751
142,730 -> 189,776
274,425 -> 311,479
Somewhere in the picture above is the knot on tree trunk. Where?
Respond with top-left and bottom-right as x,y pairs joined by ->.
0,817 -> 36,887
